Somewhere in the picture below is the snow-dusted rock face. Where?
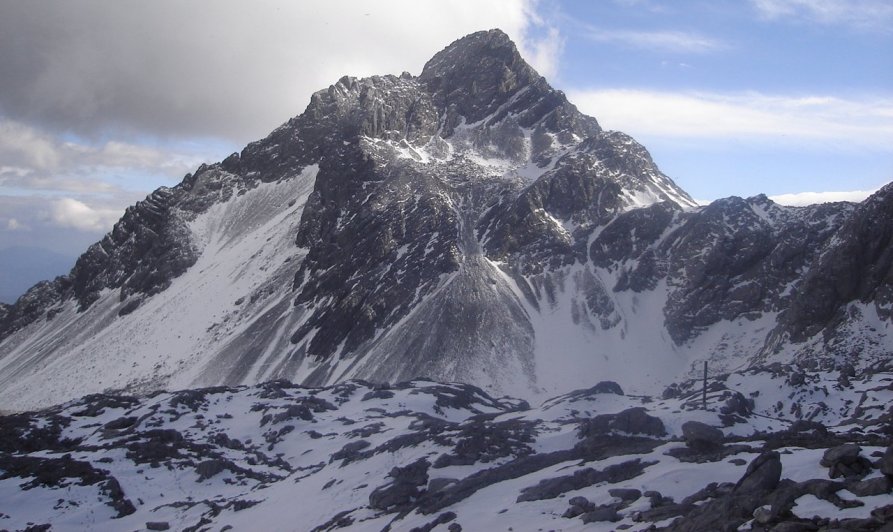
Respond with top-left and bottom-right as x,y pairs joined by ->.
1,366 -> 892,531
0,29 -> 891,411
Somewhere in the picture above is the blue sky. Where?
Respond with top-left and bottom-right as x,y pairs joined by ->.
0,0 -> 891,261
545,0 -> 893,201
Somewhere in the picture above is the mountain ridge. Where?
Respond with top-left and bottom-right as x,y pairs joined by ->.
0,29 -> 890,411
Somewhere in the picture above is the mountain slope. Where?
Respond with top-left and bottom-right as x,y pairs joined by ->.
0,29 -> 890,411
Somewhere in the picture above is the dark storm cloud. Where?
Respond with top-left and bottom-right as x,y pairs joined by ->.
0,0 -> 561,256
0,1 -> 543,143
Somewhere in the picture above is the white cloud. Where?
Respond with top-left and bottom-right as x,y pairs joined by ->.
520,25 -> 564,80
769,188 -> 878,206
566,89 -> 893,149
751,0 -> 893,31
48,198 -> 124,232
0,118 -> 216,194
5,218 -> 26,231
582,27 -> 726,54
0,122 -> 61,170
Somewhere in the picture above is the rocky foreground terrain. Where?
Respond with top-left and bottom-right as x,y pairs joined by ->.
1,362 -> 891,531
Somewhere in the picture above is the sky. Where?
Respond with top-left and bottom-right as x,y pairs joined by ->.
0,0 -> 891,260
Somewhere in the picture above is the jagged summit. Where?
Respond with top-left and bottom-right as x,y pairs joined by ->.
419,29 -> 559,126
0,30 -> 890,412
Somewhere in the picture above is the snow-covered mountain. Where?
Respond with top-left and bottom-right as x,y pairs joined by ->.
0,29 -> 891,411
1,365 -> 892,531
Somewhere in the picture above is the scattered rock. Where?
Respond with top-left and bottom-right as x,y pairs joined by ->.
562,496 -> 594,518
581,505 -> 621,523
880,445 -> 893,478
361,389 -> 394,401
752,505 -> 772,525
846,476 -> 892,497
588,381 -> 624,395
608,488 -> 642,502
427,477 -> 458,493
568,495 -> 591,507
821,444 -> 862,466
719,391 -> 754,425
821,444 -> 871,479
681,420 -> 724,451
734,451 -> 782,494
680,481 -> 734,506
788,372 -> 806,386
330,440 -> 371,465
787,419 -> 828,435
636,502 -> 694,522
369,458 -> 430,511
517,459 -> 654,502
644,489 -> 673,507
578,407 -> 666,438
196,459 -> 227,481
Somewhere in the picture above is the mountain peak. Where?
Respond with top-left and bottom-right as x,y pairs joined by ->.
2,29 -> 891,416
420,29 -> 517,76
419,29 -> 543,124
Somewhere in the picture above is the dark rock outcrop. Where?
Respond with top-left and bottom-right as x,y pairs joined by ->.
681,421 -> 724,451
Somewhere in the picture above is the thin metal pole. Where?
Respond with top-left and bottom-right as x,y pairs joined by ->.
702,361 -> 708,410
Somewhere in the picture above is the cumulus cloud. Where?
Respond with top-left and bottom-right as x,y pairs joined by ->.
0,118 -> 213,191
0,0 -> 551,144
751,0 -> 893,31
769,188 -> 879,206
5,219 -> 26,231
0,195 -> 130,255
566,89 -> 893,149
48,198 -> 125,232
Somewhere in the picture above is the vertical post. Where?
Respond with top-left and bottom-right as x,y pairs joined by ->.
702,360 -> 708,410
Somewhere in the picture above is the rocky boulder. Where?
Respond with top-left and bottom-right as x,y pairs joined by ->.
734,451 -> 782,495
369,458 -> 430,510
880,444 -> 893,479
681,421 -> 725,452
820,444 -> 872,479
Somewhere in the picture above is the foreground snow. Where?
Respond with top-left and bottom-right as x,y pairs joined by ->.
1,363 -> 891,531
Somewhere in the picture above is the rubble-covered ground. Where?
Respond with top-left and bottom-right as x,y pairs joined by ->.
1,362 -> 892,531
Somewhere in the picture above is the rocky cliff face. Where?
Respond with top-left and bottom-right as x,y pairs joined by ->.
0,29 -> 889,411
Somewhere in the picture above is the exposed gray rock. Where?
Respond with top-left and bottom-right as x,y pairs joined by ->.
581,505 -> 621,523
880,445 -> 893,478
821,444 -> 872,479
578,407 -> 666,438
734,451 -> 782,494
821,444 -> 862,466
609,488 -> 642,502
588,381 -> 624,395
681,420 -> 724,451
562,496 -> 594,518
369,458 -> 430,510
846,476 -> 892,497
516,459 -> 653,502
